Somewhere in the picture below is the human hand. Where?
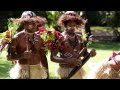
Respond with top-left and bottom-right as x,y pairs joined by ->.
66,58 -> 82,67
23,50 -> 32,59
90,49 -> 96,57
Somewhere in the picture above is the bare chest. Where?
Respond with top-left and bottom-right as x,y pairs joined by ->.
17,34 -> 42,53
60,35 -> 83,58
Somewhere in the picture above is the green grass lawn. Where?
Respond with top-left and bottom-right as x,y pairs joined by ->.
91,26 -> 112,31
0,49 -> 13,79
0,41 -> 120,79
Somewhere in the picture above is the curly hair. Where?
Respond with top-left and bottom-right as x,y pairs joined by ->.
58,11 -> 85,27
14,11 -> 46,25
17,16 -> 46,25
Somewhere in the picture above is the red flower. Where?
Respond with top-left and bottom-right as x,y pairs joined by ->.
54,31 -> 60,39
38,26 -> 46,33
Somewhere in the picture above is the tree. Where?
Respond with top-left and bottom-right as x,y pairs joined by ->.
102,11 -> 120,41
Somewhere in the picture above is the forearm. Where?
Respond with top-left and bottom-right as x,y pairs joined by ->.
82,49 -> 96,58
40,49 -> 48,69
7,53 -> 24,61
40,57 -> 49,78
83,49 -> 89,57
41,59 -> 49,70
51,53 -> 69,64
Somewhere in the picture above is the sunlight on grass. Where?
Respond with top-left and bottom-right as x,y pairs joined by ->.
0,49 -> 12,79
83,50 -> 119,79
91,26 -> 112,31
47,52 -> 59,79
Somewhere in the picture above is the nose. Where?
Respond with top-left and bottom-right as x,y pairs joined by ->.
69,26 -> 76,30
28,25 -> 33,29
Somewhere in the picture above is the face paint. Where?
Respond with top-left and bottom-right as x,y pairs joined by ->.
66,22 -> 77,34
24,22 -> 37,33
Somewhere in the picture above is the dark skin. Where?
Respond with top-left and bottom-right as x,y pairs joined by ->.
51,21 -> 96,68
7,21 -> 49,78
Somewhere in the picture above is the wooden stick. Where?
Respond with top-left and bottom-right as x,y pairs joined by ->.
66,50 -> 90,79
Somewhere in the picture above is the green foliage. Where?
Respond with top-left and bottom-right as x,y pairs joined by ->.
0,32 -> 6,38
81,28 -> 88,46
0,11 -> 23,33
46,11 -> 63,29
82,11 -> 103,26
89,41 -> 120,51
91,26 -> 111,31
40,29 -> 55,54
81,26 -> 92,47
1,11 -> 120,37
41,30 -> 55,42
7,18 -> 20,41
0,18 -> 21,41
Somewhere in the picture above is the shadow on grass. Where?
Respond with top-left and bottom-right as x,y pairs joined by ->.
89,41 -> 120,51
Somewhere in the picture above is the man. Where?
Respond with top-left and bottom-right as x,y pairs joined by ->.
7,11 -> 49,79
84,19 -> 92,37
80,12 -> 94,41
50,11 -> 96,79
87,52 -> 120,79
